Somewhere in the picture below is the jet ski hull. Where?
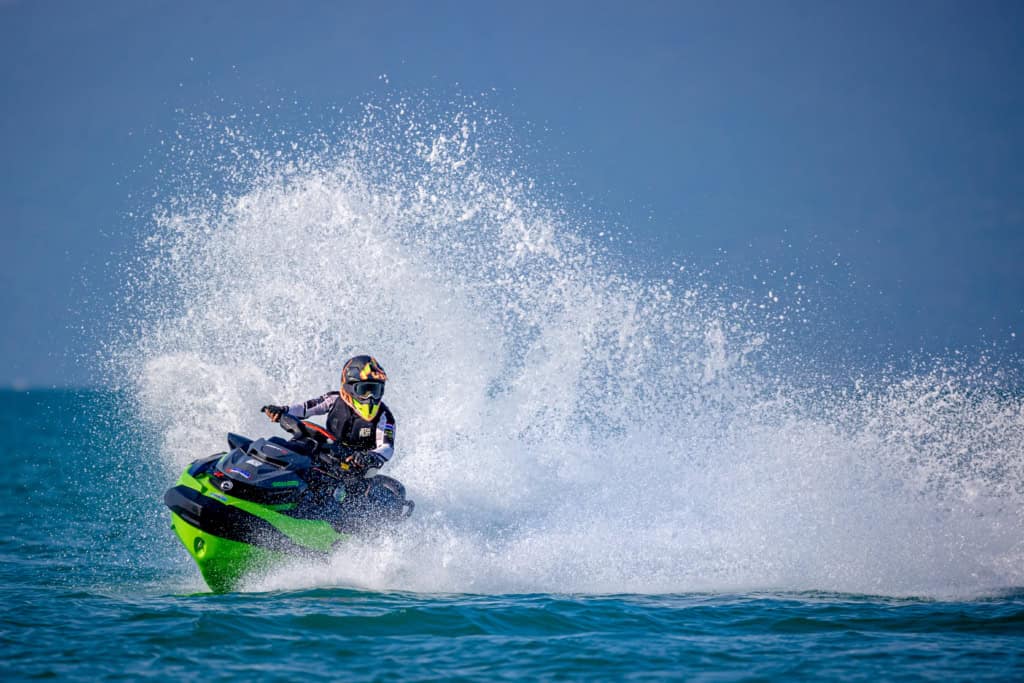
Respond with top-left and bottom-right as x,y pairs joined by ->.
165,468 -> 346,592
169,511 -> 284,593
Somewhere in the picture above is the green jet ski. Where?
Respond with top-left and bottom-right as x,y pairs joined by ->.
164,414 -> 414,592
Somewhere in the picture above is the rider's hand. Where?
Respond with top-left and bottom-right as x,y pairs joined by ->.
344,451 -> 385,472
262,405 -> 287,422
324,443 -> 353,469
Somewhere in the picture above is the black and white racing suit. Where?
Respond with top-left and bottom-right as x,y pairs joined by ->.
285,391 -> 395,465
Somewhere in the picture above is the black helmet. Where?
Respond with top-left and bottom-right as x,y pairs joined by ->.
339,355 -> 387,420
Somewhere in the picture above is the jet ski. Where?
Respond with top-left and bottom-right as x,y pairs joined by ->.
164,414 -> 414,592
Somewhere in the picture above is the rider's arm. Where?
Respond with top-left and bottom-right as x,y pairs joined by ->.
286,392 -> 340,419
371,404 -> 396,462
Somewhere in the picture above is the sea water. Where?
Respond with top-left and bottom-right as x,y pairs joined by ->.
2,391 -> 1022,680
3,99 -> 1023,679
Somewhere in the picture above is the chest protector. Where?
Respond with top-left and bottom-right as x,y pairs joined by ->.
326,397 -> 380,449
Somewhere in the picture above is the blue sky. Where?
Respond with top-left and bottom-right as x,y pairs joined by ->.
3,0 -> 1022,387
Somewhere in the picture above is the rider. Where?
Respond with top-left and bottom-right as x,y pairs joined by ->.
261,355 -> 396,519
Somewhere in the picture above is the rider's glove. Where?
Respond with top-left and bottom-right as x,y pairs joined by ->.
262,405 -> 288,419
345,450 -> 385,472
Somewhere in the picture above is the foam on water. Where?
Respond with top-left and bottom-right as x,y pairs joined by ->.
114,99 -> 1024,598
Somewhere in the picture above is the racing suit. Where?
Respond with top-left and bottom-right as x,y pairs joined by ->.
283,392 -> 396,530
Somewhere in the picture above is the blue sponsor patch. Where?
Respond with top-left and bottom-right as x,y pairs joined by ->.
227,468 -> 252,479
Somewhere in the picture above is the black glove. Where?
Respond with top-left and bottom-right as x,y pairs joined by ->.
262,405 -> 287,419
322,443 -> 355,470
344,450 -> 385,472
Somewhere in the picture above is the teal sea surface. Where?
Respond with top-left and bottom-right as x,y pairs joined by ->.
2,390 -> 1022,681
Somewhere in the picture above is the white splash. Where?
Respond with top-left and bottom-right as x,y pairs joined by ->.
116,100 -> 1024,598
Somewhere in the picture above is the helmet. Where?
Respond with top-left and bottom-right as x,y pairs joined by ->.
340,355 -> 387,421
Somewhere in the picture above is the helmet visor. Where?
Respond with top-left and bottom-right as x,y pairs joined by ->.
350,381 -> 384,400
